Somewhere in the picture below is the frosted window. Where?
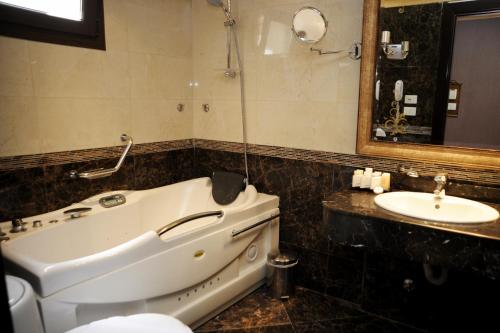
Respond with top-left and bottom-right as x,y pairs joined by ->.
0,0 -> 82,21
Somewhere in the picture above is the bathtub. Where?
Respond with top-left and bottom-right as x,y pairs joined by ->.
2,177 -> 279,333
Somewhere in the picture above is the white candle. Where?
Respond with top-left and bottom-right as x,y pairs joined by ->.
381,31 -> 391,44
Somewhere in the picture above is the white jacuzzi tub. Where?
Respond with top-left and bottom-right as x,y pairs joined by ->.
2,177 -> 279,333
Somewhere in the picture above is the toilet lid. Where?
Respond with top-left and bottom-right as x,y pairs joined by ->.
5,276 -> 26,307
67,313 -> 193,333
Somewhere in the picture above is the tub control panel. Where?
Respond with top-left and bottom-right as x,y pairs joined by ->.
99,194 -> 126,208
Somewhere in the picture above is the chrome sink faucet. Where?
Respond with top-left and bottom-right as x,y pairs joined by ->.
433,173 -> 447,198
398,164 -> 419,178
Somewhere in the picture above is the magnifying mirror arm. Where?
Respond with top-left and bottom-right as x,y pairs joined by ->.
310,42 -> 362,60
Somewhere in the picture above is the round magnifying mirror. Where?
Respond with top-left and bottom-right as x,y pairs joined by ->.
292,7 -> 328,44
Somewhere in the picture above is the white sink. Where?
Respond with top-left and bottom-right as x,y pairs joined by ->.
374,191 -> 499,224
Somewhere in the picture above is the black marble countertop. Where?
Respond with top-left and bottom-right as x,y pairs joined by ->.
323,190 -> 500,241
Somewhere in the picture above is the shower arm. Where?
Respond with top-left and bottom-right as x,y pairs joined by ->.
69,134 -> 133,180
157,211 -> 224,237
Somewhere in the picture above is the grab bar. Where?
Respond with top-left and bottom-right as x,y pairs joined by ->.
231,214 -> 279,238
69,134 -> 133,180
157,211 -> 224,237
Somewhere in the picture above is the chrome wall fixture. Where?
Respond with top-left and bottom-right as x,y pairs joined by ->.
292,6 -> 361,60
380,30 -> 410,60
69,134 -> 133,180
310,42 -> 362,60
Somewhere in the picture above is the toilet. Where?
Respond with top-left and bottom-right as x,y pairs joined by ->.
6,275 -> 44,333
6,275 -> 193,333
66,314 -> 193,333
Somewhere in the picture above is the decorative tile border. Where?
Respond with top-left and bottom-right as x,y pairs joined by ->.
0,139 -> 193,171
194,139 -> 500,186
1,138 -> 499,185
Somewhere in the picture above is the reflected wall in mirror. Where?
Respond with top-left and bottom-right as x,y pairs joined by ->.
372,0 -> 500,150
291,7 -> 328,44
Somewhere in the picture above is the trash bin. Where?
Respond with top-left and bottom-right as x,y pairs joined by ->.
267,250 -> 299,299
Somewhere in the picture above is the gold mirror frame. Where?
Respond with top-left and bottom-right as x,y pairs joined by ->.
356,0 -> 500,170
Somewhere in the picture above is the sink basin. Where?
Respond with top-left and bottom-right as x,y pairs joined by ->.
374,191 -> 499,224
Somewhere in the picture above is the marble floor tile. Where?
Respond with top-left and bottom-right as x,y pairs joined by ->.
282,287 -> 364,324
196,286 -> 423,333
195,288 -> 289,332
293,317 -> 424,333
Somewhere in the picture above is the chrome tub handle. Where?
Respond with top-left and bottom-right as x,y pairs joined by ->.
63,207 -> 92,219
231,214 -> 279,238
157,211 -> 224,237
69,134 -> 133,180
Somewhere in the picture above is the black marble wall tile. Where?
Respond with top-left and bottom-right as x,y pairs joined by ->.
332,165 -> 357,192
43,156 -> 135,212
134,149 -> 194,190
195,149 -> 335,254
194,149 -> 255,179
363,254 -> 500,332
362,257 -> 437,329
253,155 -> 332,251
324,251 -> 365,304
393,173 -> 500,204
378,3 -> 443,70
326,210 -> 489,275
375,66 -> 438,129
0,167 -> 47,221
244,155 -> 292,212
326,202 -> 500,330
375,3 -> 444,142
280,242 -> 329,293
3,145 -> 500,333
0,149 -> 195,219
481,238 -> 500,280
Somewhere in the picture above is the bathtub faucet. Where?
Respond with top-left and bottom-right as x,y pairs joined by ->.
10,218 -> 27,233
69,134 -> 133,180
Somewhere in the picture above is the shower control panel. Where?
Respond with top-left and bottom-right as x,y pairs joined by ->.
99,194 -> 126,208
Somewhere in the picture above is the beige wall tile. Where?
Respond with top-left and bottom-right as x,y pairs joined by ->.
193,99 -> 243,142
130,52 -> 192,99
126,0 -> 191,57
104,0 -> 129,52
0,97 -> 39,156
0,37 -> 33,97
192,0 -> 227,58
30,44 -> 130,99
0,0 -> 193,156
0,0 -> 363,157
256,54 -> 310,102
193,0 -> 363,154
131,99 -> 193,144
36,98 -> 132,153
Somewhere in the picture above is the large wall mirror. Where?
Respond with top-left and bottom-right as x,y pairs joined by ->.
357,0 -> 500,170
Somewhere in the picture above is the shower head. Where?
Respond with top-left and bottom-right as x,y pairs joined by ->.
207,0 -> 234,22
